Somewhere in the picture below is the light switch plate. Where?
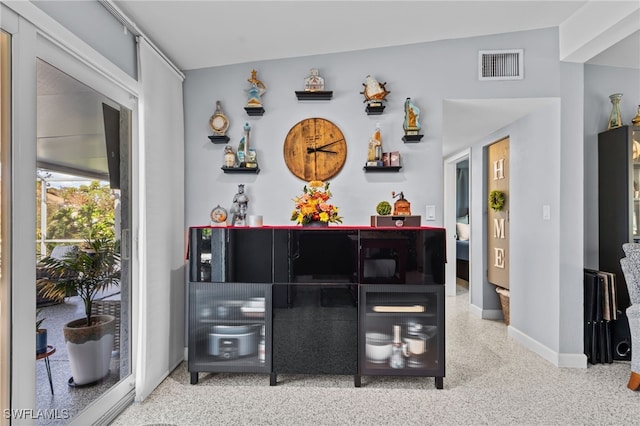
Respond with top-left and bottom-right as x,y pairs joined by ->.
426,205 -> 436,221
543,205 -> 550,220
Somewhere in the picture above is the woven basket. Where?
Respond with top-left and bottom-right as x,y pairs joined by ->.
495,287 -> 510,325
91,300 -> 121,352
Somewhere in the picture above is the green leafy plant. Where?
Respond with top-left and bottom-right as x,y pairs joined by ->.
36,309 -> 46,331
489,190 -> 506,212
37,236 -> 121,327
376,201 -> 392,215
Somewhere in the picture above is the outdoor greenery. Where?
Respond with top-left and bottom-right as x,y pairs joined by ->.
36,180 -> 115,256
37,236 -> 121,327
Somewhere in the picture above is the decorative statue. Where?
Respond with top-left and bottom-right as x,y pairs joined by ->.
304,68 -> 325,91
246,69 -> 267,108
367,123 -> 383,163
403,98 -> 421,135
361,75 -> 390,104
230,184 -> 249,226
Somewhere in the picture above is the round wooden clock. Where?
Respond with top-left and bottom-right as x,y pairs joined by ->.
283,118 -> 347,181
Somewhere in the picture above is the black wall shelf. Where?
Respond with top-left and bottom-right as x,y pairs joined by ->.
244,107 -> 265,116
402,134 -> 423,143
365,105 -> 385,115
222,166 -> 260,174
363,166 -> 401,172
295,91 -> 333,101
208,135 -> 230,144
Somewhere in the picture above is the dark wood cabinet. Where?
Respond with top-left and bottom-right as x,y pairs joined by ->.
187,226 -> 446,388
598,125 -> 640,309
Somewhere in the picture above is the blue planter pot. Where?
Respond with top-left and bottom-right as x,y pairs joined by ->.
36,329 -> 48,355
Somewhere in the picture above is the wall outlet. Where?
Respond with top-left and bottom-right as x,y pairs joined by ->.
426,205 -> 436,221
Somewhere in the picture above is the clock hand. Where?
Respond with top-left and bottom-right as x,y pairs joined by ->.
315,138 -> 344,150
307,147 -> 337,154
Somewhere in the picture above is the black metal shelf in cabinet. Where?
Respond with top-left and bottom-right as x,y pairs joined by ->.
295,90 -> 333,100
358,284 -> 445,389
363,166 -> 401,172
221,166 -> 260,174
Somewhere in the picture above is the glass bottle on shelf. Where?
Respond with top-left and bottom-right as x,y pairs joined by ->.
389,324 -> 406,369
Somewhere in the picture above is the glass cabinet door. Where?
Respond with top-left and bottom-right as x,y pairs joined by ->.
188,282 -> 271,384
359,284 -> 444,388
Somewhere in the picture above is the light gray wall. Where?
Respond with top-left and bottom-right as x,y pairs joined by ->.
183,27 -> 593,362
584,64 -> 640,269
33,0 -> 137,78
183,28 -> 562,229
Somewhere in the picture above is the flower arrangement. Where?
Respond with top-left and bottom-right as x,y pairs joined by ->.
291,180 -> 343,225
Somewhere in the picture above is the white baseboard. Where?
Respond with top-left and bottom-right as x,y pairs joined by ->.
509,325 -> 587,368
468,304 -> 503,321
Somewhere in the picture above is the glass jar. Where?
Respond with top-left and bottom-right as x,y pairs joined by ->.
608,93 -> 623,130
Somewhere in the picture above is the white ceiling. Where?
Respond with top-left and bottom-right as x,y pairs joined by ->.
109,0 -> 639,156
111,0 -> 638,71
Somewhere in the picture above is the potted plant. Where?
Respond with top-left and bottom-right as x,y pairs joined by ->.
36,308 -> 47,355
37,236 -> 120,386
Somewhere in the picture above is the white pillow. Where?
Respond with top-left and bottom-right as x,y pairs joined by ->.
456,223 -> 470,241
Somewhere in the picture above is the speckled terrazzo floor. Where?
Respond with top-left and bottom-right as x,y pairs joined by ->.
35,292 -> 122,426
111,284 -> 640,426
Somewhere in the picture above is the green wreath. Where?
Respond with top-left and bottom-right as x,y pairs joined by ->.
489,190 -> 506,212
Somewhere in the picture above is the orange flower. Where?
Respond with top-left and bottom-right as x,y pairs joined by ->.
290,181 -> 343,225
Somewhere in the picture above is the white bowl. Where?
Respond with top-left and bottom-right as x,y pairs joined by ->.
366,333 -> 392,363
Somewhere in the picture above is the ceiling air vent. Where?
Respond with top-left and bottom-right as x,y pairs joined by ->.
479,49 -> 523,81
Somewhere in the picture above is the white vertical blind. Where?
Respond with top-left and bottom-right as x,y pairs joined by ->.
135,38 -> 185,401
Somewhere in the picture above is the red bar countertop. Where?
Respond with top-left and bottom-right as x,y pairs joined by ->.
189,225 -> 445,230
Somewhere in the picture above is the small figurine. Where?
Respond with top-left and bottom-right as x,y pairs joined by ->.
223,145 -> 236,167
403,98 -> 421,135
237,122 -> 251,166
361,75 -> 390,105
246,69 -> 266,108
392,191 -> 411,216
230,184 -> 249,226
304,68 -> 325,91
366,123 -> 383,165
